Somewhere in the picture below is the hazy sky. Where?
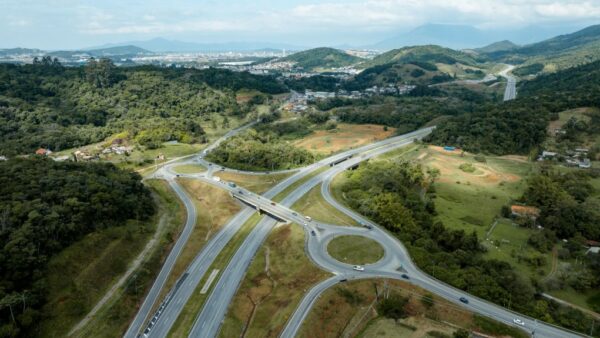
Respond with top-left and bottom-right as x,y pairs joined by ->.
1,0 -> 599,49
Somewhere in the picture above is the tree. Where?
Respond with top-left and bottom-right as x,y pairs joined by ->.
377,294 -> 409,320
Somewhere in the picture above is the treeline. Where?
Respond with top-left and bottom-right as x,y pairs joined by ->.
338,161 -> 599,336
0,61 -> 286,155
0,157 -> 154,337
311,92 -> 487,135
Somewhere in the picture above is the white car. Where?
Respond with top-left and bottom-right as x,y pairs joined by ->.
513,318 -> 525,326
353,265 -> 364,271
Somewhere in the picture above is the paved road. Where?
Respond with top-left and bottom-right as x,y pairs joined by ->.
124,121 -> 258,338
123,180 -> 197,338
499,65 -> 517,101
188,132 -> 433,338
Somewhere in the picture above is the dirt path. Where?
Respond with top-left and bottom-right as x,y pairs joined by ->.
68,209 -> 169,336
543,246 -> 559,282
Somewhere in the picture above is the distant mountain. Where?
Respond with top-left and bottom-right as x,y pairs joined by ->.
88,37 -> 305,53
0,48 -> 44,56
279,47 -> 362,70
371,23 -> 589,51
86,45 -> 152,56
510,24 -> 600,57
473,40 -> 519,54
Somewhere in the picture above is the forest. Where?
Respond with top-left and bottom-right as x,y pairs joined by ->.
338,160 -> 599,336
0,157 -> 154,337
0,60 -> 285,156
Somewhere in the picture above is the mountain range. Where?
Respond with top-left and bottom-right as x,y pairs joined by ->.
86,38 -> 305,53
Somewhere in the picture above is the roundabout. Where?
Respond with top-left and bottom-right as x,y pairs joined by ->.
326,235 -> 384,265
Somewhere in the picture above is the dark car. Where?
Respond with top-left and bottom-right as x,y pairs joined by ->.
271,202 -> 276,206
401,274 -> 409,279
176,174 -> 180,177
459,297 -> 469,304
339,278 -> 348,283
311,230 -> 316,236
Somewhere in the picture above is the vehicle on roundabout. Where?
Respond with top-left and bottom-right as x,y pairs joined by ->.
513,318 -> 525,326
353,265 -> 364,271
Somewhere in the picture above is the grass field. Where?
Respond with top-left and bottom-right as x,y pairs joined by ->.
219,224 -> 331,338
168,213 -> 263,337
292,123 -> 395,155
173,163 -> 207,174
411,146 -> 533,238
327,235 -> 384,265
484,219 -> 552,279
215,171 -> 293,194
44,180 -> 186,338
292,183 -> 359,226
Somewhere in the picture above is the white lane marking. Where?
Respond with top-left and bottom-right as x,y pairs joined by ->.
200,269 -> 220,294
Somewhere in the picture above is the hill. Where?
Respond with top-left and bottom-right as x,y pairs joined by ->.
279,47 -> 362,70
362,45 -> 481,68
474,40 -> 519,54
484,24 -> 600,73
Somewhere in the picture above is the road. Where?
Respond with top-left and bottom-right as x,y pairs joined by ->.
126,121 -> 582,338
499,64 -> 517,101
139,128 -> 433,337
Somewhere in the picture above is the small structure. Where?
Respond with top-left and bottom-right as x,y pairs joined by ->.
35,148 -> 51,156
0,155 -> 6,161
510,205 -> 541,220
111,138 -> 124,145
443,146 -> 456,151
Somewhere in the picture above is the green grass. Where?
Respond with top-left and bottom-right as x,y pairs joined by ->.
483,219 -> 551,279
327,235 -> 384,265
272,166 -> 329,202
292,183 -> 359,226
57,179 -> 186,338
215,171 -> 294,195
173,163 -> 207,174
168,213 -> 263,338
549,289 -> 600,313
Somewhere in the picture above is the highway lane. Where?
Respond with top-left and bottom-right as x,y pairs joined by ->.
123,179 -> 197,338
125,120 -> 259,338
499,64 -> 517,101
187,131 -> 433,337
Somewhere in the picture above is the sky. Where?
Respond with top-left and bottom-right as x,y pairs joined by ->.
1,0 -> 600,49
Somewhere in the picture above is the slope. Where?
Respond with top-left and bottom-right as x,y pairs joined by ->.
280,47 -> 362,70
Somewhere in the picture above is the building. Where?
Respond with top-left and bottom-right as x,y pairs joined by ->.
35,148 -> 51,156
511,205 -> 541,220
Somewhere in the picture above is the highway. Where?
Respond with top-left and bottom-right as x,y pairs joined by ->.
125,121 -> 583,338
128,127 -> 433,337
499,64 -> 517,101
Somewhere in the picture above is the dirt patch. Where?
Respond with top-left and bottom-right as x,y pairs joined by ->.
293,124 -> 395,155
421,146 -> 521,186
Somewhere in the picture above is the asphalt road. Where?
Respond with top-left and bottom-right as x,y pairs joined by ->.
499,64 -> 517,101
132,128 -> 432,337
126,122 -> 581,338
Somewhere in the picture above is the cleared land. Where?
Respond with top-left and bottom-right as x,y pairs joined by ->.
44,180 -> 186,338
298,279 -> 527,338
293,123 -> 395,155
292,183 -> 359,226
327,235 -> 384,265
173,163 -> 207,174
215,171 -> 293,194
219,224 -> 331,338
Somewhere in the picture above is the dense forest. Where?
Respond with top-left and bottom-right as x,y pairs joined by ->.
426,60 -> 600,155
205,126 -> 316,171
0,60 -> 286,155
338,160 -> 599,336
0,157 -> 154,337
